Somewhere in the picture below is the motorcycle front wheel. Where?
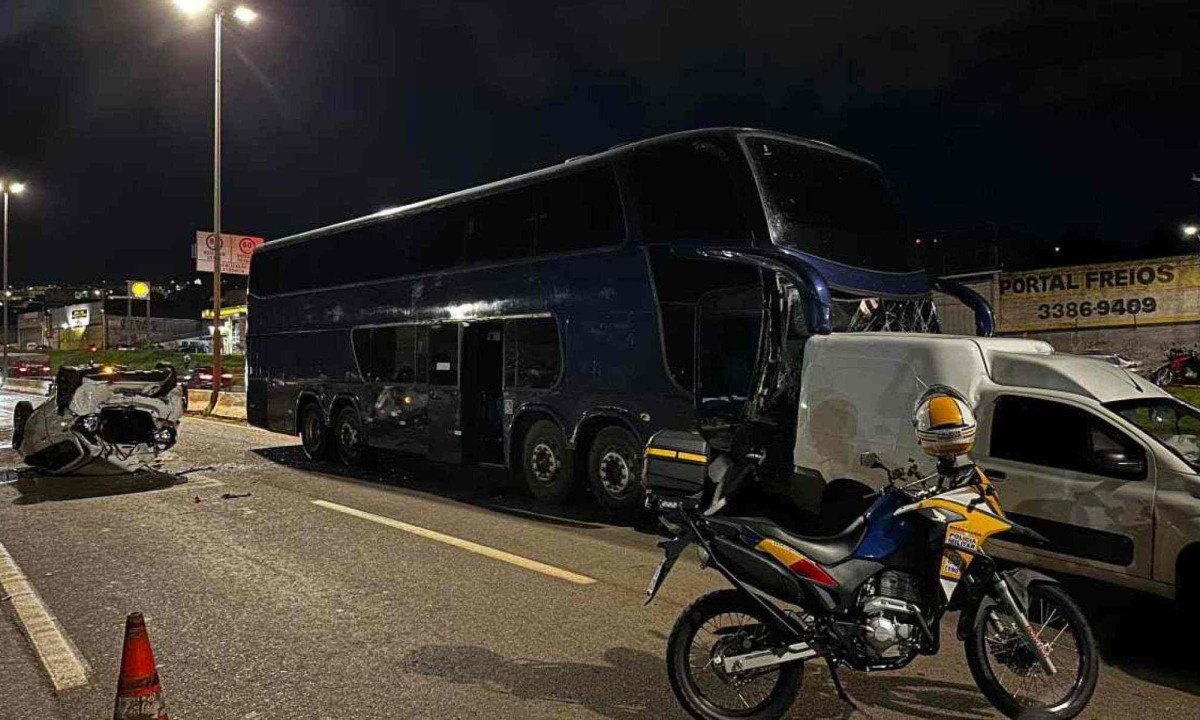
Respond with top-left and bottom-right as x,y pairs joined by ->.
666,590 -> 802,720
965,582 -> 1098,719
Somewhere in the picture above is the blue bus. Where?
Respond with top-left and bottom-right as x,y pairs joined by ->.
246,128 -> 990,511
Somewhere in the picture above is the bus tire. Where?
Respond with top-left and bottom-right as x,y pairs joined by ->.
521,420 -> 574,504
333,405 -> 370,467
587,426 -> 643,513
300,401 -> 335,461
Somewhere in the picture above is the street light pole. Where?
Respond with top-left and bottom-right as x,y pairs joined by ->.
207,8 -> 224,415
3,189 -> 8,381
1,181 -> 26,384
172,1 -> 255,412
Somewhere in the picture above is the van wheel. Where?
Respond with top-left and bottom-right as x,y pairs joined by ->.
587,426 -> 643,512
522,420 -> 574,503
333,405 -> 370,466
300,402 -> 335,461
12,401 -> 33,450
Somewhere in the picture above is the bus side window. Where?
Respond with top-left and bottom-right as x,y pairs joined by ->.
430,325 -> 458,386
505,318 -> 562,389
535,167 -> 624,255
411,207 -> 466,272
465,187 -> 537,263
627,140 -> 751,243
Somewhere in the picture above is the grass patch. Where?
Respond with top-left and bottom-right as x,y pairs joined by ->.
1168,386 -> 1200,407
48,349 -> 245,379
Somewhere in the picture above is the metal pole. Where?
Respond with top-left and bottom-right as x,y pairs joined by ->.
206,10 -> 223,414
2,191 -> 8,383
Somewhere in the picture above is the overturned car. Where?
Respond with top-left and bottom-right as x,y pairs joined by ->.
11,364 -> 184,475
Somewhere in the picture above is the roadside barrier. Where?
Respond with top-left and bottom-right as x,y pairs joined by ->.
185,389 -> 246,420
113,612 -> 168,720
1,378 -> 51,395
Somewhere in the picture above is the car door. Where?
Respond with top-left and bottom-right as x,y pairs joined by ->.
975,392 -> 1155,581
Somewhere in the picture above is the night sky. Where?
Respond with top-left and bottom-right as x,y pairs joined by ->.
1,0 -> 1197,283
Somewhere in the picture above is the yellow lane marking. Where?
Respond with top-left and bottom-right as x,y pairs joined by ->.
0,541 -> 90,692
311,500 -> 597,585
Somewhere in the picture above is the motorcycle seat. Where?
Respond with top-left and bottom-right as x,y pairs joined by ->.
717,515 -> 868,566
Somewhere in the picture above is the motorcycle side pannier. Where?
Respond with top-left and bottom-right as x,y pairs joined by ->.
643,429 -> 708,508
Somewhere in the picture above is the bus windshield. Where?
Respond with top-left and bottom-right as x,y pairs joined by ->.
745,137 -> 917,273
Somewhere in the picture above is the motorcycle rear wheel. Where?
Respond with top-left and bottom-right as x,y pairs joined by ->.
965,582 -> 1097,719
667,590 -> 802,720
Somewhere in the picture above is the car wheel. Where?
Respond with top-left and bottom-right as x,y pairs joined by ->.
521,419 -> 574,503
12,401 -> 33,450
333,405 -> 370,466
587,426 -> 643,513
300,402 -> 335,461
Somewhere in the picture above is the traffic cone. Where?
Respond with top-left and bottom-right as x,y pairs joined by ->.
113,612 -> 168,720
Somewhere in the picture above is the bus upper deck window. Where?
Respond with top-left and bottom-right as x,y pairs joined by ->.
628,139 -> 751,244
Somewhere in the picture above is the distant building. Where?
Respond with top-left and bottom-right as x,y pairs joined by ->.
26,301 -> 204,350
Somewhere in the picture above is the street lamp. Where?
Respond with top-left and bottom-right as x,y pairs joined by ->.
170,1 -> 257,414
1183,225 -> 1199,238
0,180 -> 26,382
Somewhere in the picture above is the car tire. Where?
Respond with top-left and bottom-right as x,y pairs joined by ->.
12,401 -> 33,450
587,426 -> 643,513
333,405 -> 370,466
300,402 -> 335,461
521,419 -> 574,504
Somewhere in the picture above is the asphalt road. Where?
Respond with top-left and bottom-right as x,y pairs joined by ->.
0,388 -> 1196,719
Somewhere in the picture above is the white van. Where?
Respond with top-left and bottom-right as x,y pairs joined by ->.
791,333 -> 1200,602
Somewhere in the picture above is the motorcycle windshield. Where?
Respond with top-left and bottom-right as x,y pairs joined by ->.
1106,398 -> 1200,471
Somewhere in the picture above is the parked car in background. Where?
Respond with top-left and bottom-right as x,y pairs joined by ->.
1078,348 -> 1144,375
5,359 -> 52,379
181,365 -> 234,390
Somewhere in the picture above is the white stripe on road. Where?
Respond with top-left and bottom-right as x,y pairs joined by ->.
0,541 -> 89,692
311,500 -> 597,585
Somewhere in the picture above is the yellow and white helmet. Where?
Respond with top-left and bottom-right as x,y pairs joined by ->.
912,385 -> 976,458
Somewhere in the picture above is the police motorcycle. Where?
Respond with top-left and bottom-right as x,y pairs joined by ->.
642,387 -> 1098,720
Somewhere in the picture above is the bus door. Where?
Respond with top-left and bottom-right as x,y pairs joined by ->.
460,320 -> 506,464
425,323 -> 462,463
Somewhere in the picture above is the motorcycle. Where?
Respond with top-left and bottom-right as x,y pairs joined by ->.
642,431 -> 1098,720
1150,346 -> 1200,387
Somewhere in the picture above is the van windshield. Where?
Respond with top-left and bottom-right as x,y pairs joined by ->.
745,137 -> 917,273
1106,398 -> 1200,471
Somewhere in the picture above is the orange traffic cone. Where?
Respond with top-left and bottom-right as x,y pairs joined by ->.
113,612 -> 168,720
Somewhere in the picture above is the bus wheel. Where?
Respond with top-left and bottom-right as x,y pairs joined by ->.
300,402 -> 334,461
522,420 -> 574,503
333,405 -> 370,466
587,426 -> 643,512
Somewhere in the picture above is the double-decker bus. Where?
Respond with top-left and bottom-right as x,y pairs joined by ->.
247,128 -> 991,511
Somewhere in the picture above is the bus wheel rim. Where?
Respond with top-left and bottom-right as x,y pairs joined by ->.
599,450 -> 632,496
531,442 -> 559,483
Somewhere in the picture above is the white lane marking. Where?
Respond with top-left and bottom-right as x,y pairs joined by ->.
311,499 -> 597,586
0,541 -> 90,692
